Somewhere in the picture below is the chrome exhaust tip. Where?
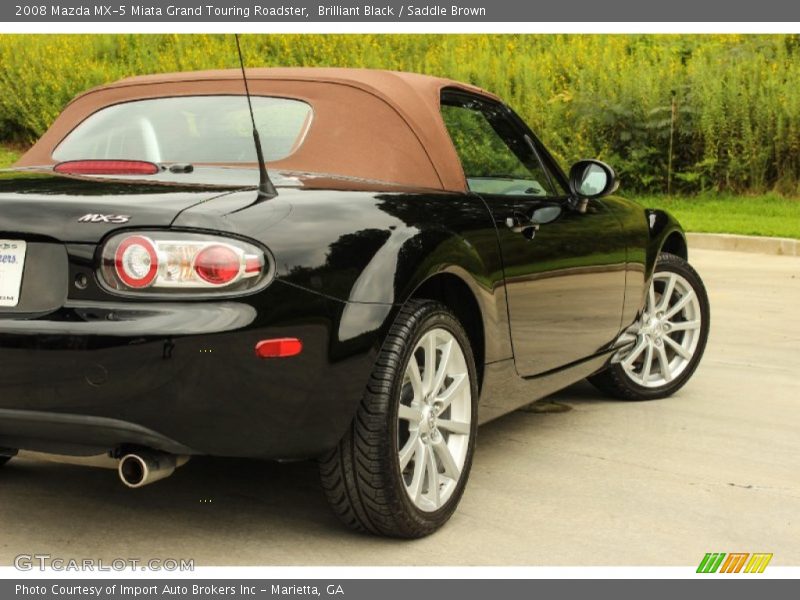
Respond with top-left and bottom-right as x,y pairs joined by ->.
118,451 -> 188,488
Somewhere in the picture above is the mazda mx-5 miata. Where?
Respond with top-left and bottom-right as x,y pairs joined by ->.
0,68 -> 709,537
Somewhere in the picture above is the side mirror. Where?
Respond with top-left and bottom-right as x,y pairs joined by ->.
568,160 -> 618,200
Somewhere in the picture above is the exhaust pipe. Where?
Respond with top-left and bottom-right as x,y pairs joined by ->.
118,450 -> 189,488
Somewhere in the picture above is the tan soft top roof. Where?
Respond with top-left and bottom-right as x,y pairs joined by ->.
19,68 -> 502,192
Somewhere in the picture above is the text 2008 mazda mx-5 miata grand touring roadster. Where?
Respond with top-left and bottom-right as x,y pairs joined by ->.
0,68 -> 709,537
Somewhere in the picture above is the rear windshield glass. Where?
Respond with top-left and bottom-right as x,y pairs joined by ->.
52,95 -> 313,164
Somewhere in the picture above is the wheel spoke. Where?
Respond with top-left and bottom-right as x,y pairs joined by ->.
641,343 -> 655,382
656,344 -> 672,382
622,337 -> 648,367
406,440 -> 428,502
658,273 -> 677,312
430,339 -> 453,397
398,403 -> 422,423
665,289 -> 695,320
647,282 -> 657,313
422,333 -> 437,395
664,335 -> 692,360
436,418 -> 470,435
435,373 -> 467,412
668,319 -> 700,332
407,359 -> 424,401
432,438 -> 461,481
398,431 -> 420,470
426,445 -> 441,505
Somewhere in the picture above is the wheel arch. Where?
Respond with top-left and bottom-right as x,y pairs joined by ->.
646,208 -> 688,276
405,271 -> 486,391
333,228 -> 505,401
661,231 -> 688,260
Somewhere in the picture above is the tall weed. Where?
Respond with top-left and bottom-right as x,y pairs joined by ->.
0,34 -> 797,194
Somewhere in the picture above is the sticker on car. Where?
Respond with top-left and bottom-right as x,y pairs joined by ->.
0,240 -> 27,307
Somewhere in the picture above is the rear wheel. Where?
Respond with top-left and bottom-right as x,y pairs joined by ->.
590,252 -> 710,400
0,456 -> 12,467
319,299 -> 478,538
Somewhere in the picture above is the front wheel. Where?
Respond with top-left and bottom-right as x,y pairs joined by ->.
589,252 -> 710,400
319,299 -> 478,538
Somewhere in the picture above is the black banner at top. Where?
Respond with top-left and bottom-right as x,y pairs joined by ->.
5,0 -> 800,22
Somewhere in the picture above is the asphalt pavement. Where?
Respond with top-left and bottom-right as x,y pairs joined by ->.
1,248 -> 798,566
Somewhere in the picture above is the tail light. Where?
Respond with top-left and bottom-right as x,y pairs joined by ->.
100,231 -> 272,295
115,235 -> 159,288
193,245 -> 243,285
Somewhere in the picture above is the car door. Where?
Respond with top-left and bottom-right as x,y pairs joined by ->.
441,91 -> 627,377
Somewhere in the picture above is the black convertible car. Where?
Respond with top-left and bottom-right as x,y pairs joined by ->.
0,68 -> 709,537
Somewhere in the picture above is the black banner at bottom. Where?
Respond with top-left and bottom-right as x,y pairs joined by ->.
3,579 -> 795,600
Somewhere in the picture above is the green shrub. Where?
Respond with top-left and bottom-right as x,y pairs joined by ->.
0,34 -> 798,195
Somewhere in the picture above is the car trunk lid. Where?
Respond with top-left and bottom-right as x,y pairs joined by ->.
0,168 -> 255,244
0,167 -> 260,315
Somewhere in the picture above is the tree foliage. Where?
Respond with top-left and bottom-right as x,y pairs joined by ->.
1,34 -> 798,195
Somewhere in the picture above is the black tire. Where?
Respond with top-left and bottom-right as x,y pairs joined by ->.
319,299 -> 479,538
0,456 -> 11,467
589,252 -> 710,401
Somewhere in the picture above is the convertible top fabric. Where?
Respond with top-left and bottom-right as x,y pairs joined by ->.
18,68 -> 502,192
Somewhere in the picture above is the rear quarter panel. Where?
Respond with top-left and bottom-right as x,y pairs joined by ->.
175,186 -> 512,365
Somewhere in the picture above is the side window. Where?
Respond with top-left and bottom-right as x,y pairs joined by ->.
441,95 -> 556,197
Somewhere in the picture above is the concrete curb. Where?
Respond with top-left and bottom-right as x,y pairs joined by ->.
687,232 -> 799,256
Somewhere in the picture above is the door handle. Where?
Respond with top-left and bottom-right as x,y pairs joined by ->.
505,212 -> 540,239
505,205 -> 563,239
505,217 -> 540,234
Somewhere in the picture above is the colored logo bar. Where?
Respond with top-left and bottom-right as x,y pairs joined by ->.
697,553 -> 773,573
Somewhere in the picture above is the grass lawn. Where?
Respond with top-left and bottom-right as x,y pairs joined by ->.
1,143 -> 797,239
632,194 -> 800,240
0,144 -> 21,168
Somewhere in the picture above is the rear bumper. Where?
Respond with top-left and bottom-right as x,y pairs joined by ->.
0,410 -> 195,457
0,281 -> 380,459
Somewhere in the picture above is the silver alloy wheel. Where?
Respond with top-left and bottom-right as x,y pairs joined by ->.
397,328 -> 472,512
620,271 -> 703,388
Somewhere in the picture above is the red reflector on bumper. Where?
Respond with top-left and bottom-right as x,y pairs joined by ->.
255,338 -> 303,359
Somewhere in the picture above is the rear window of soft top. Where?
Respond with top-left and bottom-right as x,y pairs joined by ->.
52,95 -> 313,164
